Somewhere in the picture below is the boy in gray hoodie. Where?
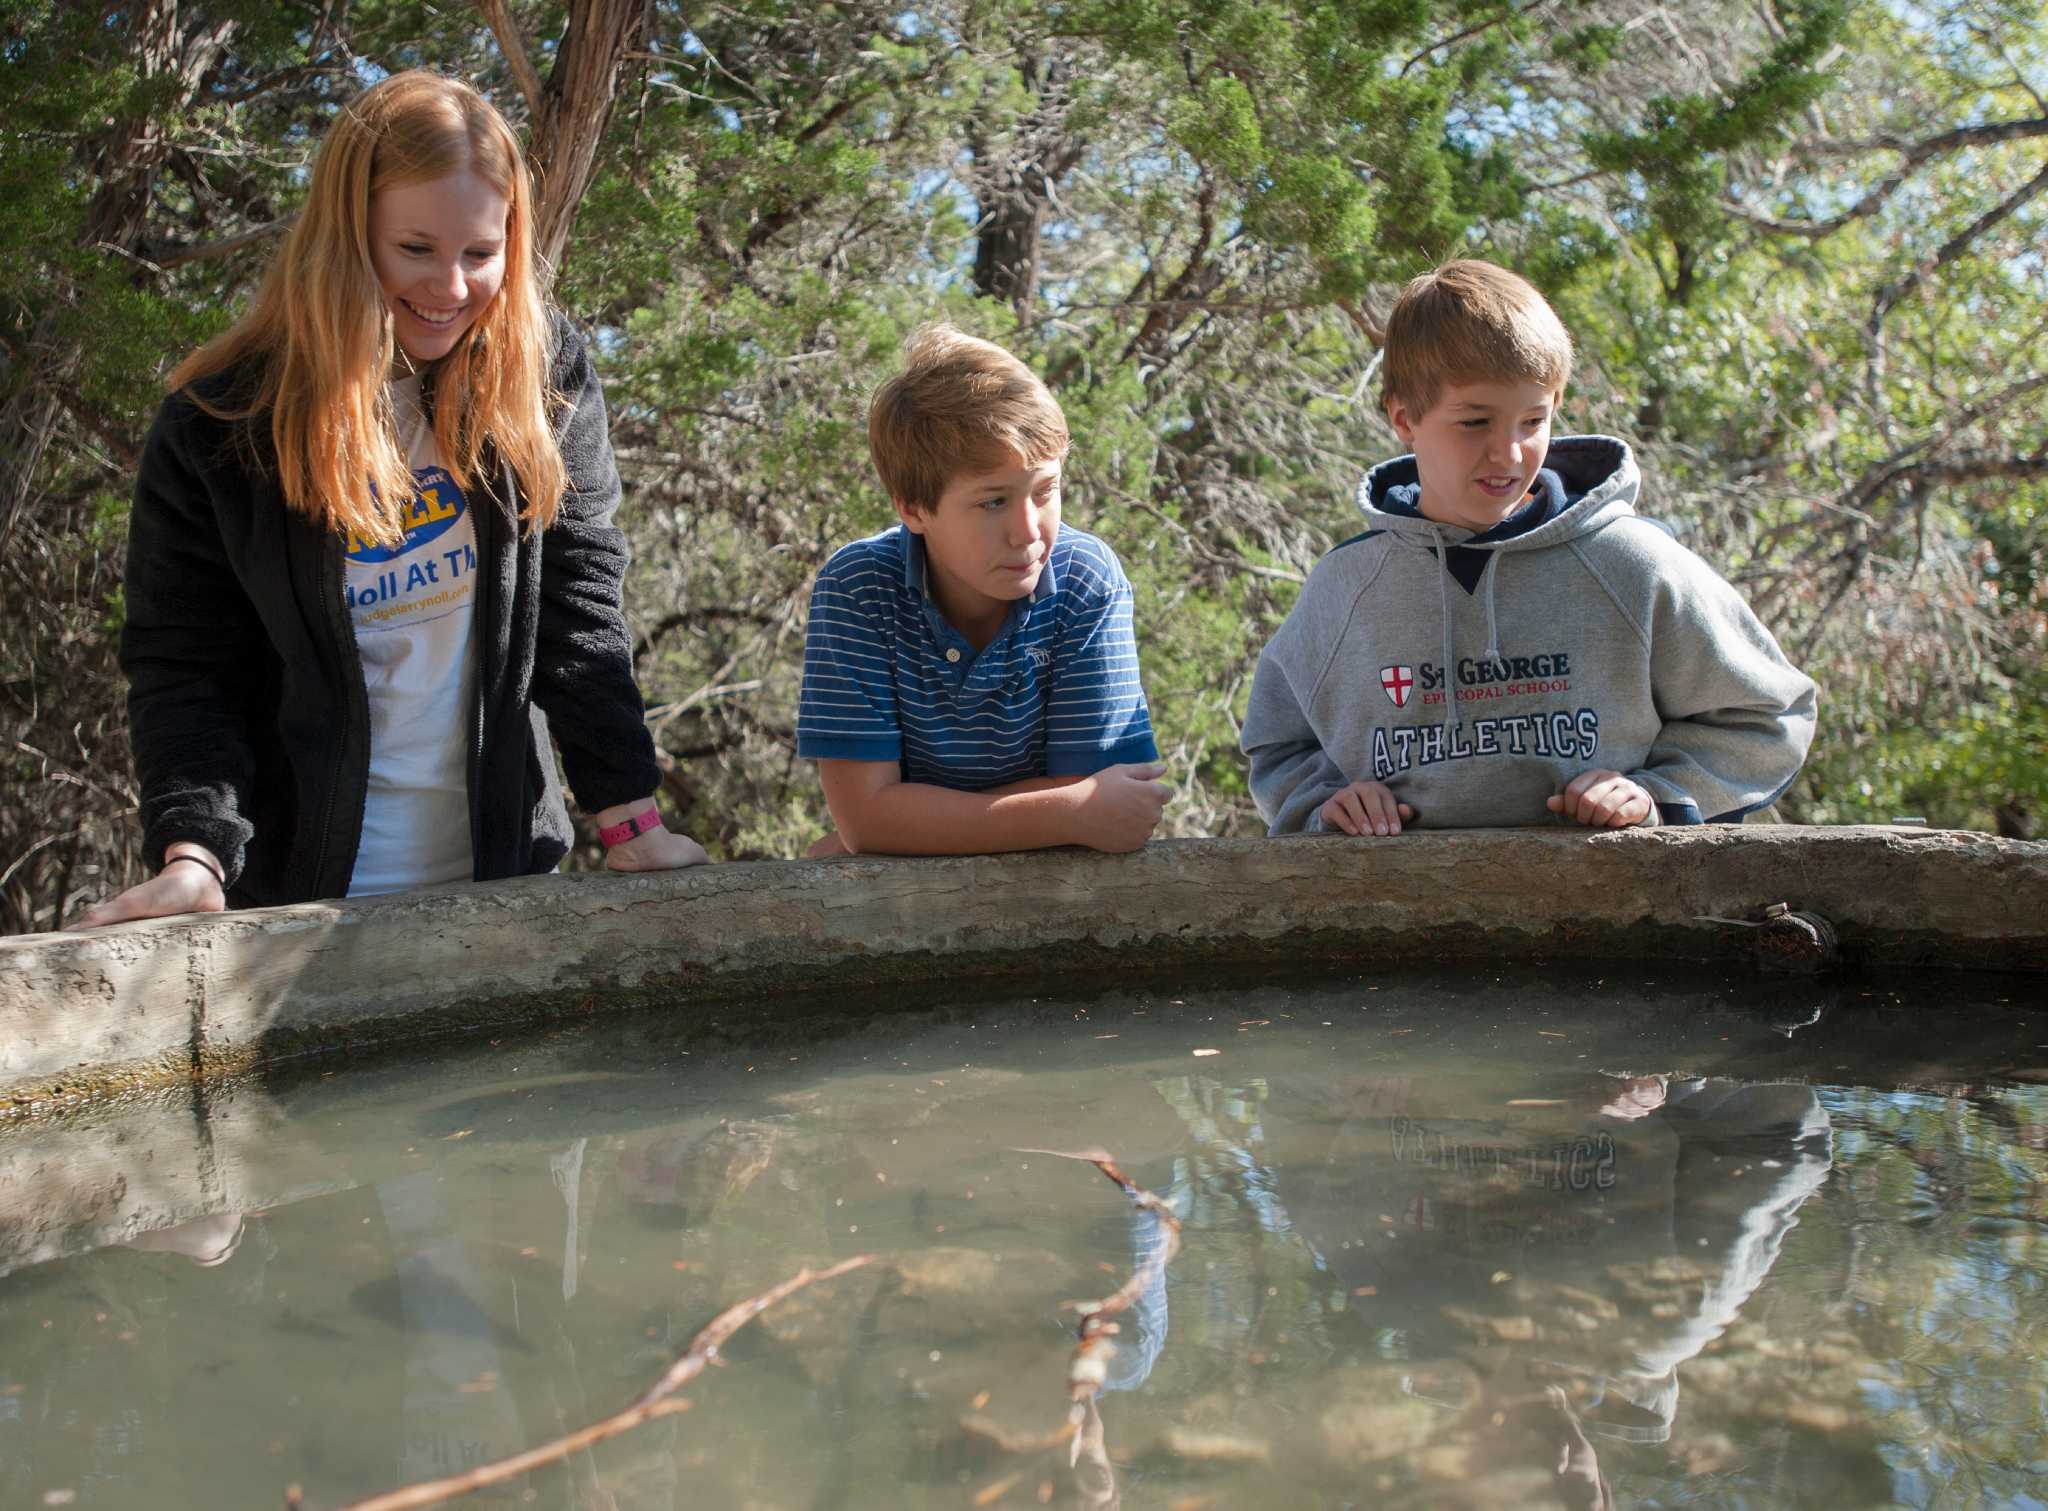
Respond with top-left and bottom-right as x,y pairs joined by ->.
1242,260 -> 1816,835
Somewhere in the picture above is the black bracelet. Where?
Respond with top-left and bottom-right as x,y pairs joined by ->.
163,853 -> 226,889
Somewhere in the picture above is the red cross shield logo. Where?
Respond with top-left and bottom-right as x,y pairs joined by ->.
1380,664 -> 1414,708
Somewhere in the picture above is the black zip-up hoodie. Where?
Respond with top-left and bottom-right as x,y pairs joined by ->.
120,314 -> 661,906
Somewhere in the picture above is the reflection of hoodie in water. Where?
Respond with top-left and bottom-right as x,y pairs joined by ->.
1595,1080 -> 1833,1438
1284,1078 -> 1832,1443
1241,437 -> 1817,831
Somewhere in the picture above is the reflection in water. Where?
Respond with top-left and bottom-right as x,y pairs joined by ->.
1307,1075 -> 1829,1431
379,1174 -> 528,1490
0,966 -> 2043,1508
120,1211 -> 246,1268
1137,1065 -> 1833,1504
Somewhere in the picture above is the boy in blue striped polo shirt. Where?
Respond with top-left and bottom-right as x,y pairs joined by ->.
796,325 -> 1168,856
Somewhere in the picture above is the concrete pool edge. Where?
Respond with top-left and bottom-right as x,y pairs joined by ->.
4,825 -> 2044,1114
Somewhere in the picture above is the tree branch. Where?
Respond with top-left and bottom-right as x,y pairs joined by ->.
634,605 -> 777,664
1096,478 -> 1304,582
527,0 -> 651,274
1723,179 -> 1905,238
1338,297 -> 1386,348
1856,371 -> 2048,482
475,0 -> 544,119
1729,117 -> 2048,239
1848,450 -> 2048,514
1803,114 -> 2048,161
1870,156 -> 2048,331
1400,0 -> 1546,77
1119,176 -> 1219,369
1,322 -> 143,473
312,1257 -> 875,1511
208,50 -> 352,107
133,214 -> 294,269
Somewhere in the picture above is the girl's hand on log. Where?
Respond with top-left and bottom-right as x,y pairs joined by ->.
66,844 -> 227,930
599,803 -> 709,873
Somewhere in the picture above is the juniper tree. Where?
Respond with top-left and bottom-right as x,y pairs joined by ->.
2,0 -> 2041,930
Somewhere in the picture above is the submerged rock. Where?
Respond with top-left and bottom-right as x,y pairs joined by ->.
1144,1425 -> 1273,1466
884,1245 -> 1093,1338
1441,1305 -> 1538,1342
1313,1365 -> 1455,1469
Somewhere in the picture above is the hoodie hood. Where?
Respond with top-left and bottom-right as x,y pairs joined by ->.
1359,435 -> 1638,552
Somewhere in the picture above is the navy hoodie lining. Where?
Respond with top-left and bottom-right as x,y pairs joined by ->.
1382,469 -> 1573,594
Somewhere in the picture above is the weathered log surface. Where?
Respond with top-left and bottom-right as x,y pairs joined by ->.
3,826 -> 2043,1112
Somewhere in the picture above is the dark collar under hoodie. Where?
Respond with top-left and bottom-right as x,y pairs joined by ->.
1377,464 -> 1577,593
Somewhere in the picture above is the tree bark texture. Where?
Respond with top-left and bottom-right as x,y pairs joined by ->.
970,55 -> 1084,320
523,0 -> 653,277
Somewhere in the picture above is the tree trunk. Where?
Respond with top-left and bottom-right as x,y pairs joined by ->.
970,54 -> 1083,321
526,0 -> 652,277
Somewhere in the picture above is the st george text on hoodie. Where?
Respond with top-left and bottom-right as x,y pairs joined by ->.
1241,436 -> 1817,833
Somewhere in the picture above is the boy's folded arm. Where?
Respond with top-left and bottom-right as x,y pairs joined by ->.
1241,635 -> 1348,834
1247,743 -> 1349,834
983,774 -> 1090,797
818,759 -> 1093,854
1627,565 -> 1820,824
1630,702 -> 1815,824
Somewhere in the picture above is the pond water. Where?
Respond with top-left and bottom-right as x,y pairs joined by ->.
3,964 -> 2046,1509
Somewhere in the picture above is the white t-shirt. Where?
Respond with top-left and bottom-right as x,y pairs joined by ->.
344,376 -> 480,896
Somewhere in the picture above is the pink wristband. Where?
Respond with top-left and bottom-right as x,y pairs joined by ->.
598,804 -> 662,848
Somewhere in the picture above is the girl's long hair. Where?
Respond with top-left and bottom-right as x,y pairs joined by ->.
170,71 -> 566,543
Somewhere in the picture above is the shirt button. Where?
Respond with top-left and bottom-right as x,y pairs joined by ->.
945,648 -> 961,663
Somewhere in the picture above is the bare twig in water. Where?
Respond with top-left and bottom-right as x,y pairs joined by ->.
313,1255 -> 874,1511
957,1147 -> 1173,1507
959,1413 -> 1076,1455
632,1254 -> 873,1408
995,1147 -> 1185,1464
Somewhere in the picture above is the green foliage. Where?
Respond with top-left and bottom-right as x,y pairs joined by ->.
1550,23 -> 1624,75
1586,2 -> 1846,246
1165,77 -> 1263,179
1805,675 -> 2048,831
3,0 -> 2044,923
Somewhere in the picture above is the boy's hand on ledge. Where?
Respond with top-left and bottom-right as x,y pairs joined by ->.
805,831 -> 850,859
1592,1074 -> 1669,1121
66,842 -> 227,930
1321,781 -> 1415,837
1548,770 -> 1654,829
1074,761 -> 1171,852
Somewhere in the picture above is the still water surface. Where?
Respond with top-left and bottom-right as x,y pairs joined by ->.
3,965 -> 2046,1509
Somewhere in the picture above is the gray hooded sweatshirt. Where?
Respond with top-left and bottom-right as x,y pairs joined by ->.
1241,436 -> 1817,832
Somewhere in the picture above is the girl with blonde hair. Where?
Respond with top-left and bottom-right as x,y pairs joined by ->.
75,70 -> 704,927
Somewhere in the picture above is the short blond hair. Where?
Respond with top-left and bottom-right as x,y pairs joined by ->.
869,325 -> 1069,512
1380,260 -> 1573,418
